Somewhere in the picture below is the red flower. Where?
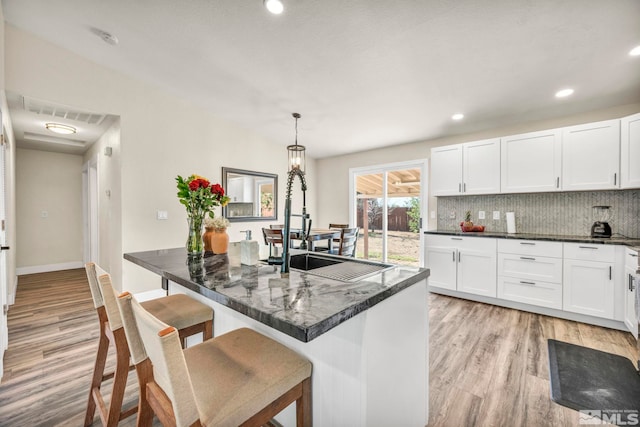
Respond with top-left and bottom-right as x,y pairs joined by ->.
211,183 -> 224,197
188,178 -> 210,191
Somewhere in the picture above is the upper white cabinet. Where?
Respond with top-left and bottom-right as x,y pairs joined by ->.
501,129 -> 562,193
621,113 -> 640,189
561,119 -> 621,191
430,139 -> 500,196
430,145 -> 463,196
463,139 -> 501,194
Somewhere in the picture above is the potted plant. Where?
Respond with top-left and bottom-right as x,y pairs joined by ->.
462,211 -> 474,232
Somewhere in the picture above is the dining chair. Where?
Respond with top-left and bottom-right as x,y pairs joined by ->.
333,227 -> 359,257
84,263 -> 213,427
116,290 -> 313,427
328,223 -> 349,229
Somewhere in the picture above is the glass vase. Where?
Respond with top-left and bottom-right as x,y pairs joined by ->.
186,215 -> 205,259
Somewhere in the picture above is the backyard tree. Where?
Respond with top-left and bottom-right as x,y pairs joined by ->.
407,197 -> 420,233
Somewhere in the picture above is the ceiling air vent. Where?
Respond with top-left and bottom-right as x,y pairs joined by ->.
21,96 -> 107,125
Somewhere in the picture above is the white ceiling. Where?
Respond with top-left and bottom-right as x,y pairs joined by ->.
3,0 -> 640,158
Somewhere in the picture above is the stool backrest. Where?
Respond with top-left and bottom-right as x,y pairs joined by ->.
118,292 -> 200,426
85,262 -> 105,309
86,262 -> 125,331
338,227 -> 359,257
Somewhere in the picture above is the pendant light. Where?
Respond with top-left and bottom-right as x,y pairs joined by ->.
287,113 -> 305,173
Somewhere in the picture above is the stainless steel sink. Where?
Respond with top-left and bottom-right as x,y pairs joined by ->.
290,253 -> 394,282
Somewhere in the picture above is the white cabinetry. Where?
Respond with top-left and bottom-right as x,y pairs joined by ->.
500,129 -> 562,193
425,235 -> 497,297
497,240 -> 563,309
621,113 -> 640,189
561,119 -> 621,191
624,248 -> 638,338
563,243 -> 616,319
430,145 -> 463,196
430,139 -> 500,196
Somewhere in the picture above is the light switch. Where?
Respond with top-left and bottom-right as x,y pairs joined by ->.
157,210 -> 168,220
493,211 -> 500,220
478,211 -> 485,220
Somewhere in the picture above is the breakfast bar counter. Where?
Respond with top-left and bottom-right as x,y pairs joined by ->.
125,248 -> 430,427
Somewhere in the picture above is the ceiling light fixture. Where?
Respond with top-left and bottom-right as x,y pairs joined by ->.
287,113 -> 305,173
264,0 -> 284,14
45,123 -> 77,135
555,88 -> 574,98
629,45 -> 640,56
452,113 -> 464,120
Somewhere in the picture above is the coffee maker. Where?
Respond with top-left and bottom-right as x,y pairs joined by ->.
590,205 -> 612,238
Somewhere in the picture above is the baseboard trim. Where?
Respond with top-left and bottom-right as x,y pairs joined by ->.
16,261 -> 84,276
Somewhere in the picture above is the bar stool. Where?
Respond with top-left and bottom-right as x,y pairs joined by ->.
116,289 -> 313,427
83,263 -> 213,427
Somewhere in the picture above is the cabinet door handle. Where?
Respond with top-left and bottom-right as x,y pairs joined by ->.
458,252 -> 461,262
463,183 -> 466,192
520,242 -> 536,246
459,183 -> 462,193
578,246 -> 598,250
452,251 -> 456,262
614,173 -> 617,186
556,177 -> 560,188
609,266 -> 612,281
520,256 -> 536,261
629,274 -> 633,291
519,280 -> 536,285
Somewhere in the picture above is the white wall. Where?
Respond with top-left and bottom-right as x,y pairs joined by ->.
5,24 -> 317,293
316,103 -> 640,230
15,149 -> 83,272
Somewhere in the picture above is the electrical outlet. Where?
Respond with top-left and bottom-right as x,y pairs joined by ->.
449,210 -> 456,219
478,211 -> 485,220
493,211 -> 500,220
157,210 -> 168,220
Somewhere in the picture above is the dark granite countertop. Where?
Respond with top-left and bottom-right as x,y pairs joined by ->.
124,248 -> 429,343
424,230 -> 640,251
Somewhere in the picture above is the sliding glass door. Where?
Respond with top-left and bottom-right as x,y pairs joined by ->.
350,160 -> 427,267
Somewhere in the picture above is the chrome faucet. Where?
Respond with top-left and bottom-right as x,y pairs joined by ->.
281,168 -> 308,275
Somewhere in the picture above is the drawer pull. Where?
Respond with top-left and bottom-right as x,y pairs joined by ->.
451,237 -> 463,240
520,242 -> 536,246
630,254 -> 638,258
609,266 -> 612,281
578,246 -> 598,250
520,256 -> 536,261
519,281 -> 536,285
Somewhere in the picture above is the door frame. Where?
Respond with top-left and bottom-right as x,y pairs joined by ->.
348,159 -> 428,266
82,156 -> 99,264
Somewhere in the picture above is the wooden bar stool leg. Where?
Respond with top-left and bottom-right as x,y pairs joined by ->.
84,320 -> 109,427
105,328 -> 132,426
296,377 -> 312,427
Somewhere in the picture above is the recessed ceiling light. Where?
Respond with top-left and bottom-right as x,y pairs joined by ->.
555,88 -> 574,98
629,45 -> 640,56
452,113 -> 464,120
264,0 -> 284,14
45,123 -> 77,135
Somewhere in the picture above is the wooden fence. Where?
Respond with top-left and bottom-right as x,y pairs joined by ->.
356,206 -> 410,232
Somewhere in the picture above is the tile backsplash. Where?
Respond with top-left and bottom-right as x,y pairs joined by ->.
436,190 -> 640,238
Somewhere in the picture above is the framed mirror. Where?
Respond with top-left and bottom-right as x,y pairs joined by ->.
222,167 -> 278,222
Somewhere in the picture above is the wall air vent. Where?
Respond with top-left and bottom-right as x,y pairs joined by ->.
21,96 -> 107,126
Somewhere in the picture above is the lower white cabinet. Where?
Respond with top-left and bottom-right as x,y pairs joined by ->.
624,249 -> 638,338
497,240 -> 563,309
562,243 -> 615,320
425,235 -> 497,297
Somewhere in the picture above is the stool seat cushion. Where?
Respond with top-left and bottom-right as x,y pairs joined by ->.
184,327 -> 312,426
141,294 -> 212,331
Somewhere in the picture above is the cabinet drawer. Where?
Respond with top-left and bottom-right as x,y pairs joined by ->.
563,243 -> 616,262
497,239 -> 562,258
497,276 -> 562,310
498,254 -> 563,283
426,234 -> 496,251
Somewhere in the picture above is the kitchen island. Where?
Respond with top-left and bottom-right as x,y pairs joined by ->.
125,248 -> 429,427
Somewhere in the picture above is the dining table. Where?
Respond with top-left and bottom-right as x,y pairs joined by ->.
289,228 -> 341,251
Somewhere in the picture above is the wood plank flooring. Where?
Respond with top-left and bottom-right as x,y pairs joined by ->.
0,269 -> 636,426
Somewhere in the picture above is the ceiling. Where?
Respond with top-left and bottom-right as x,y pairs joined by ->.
3,0 -> 640,158
356,168 -> 421,198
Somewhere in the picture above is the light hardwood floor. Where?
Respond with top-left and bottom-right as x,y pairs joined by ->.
0,269 -> 636,426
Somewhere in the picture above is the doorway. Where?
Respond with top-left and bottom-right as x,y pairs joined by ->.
83,157 -> 99,264
349,160 -> 428,267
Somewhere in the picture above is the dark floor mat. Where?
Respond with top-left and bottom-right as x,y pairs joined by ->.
548,339 -> 640,424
